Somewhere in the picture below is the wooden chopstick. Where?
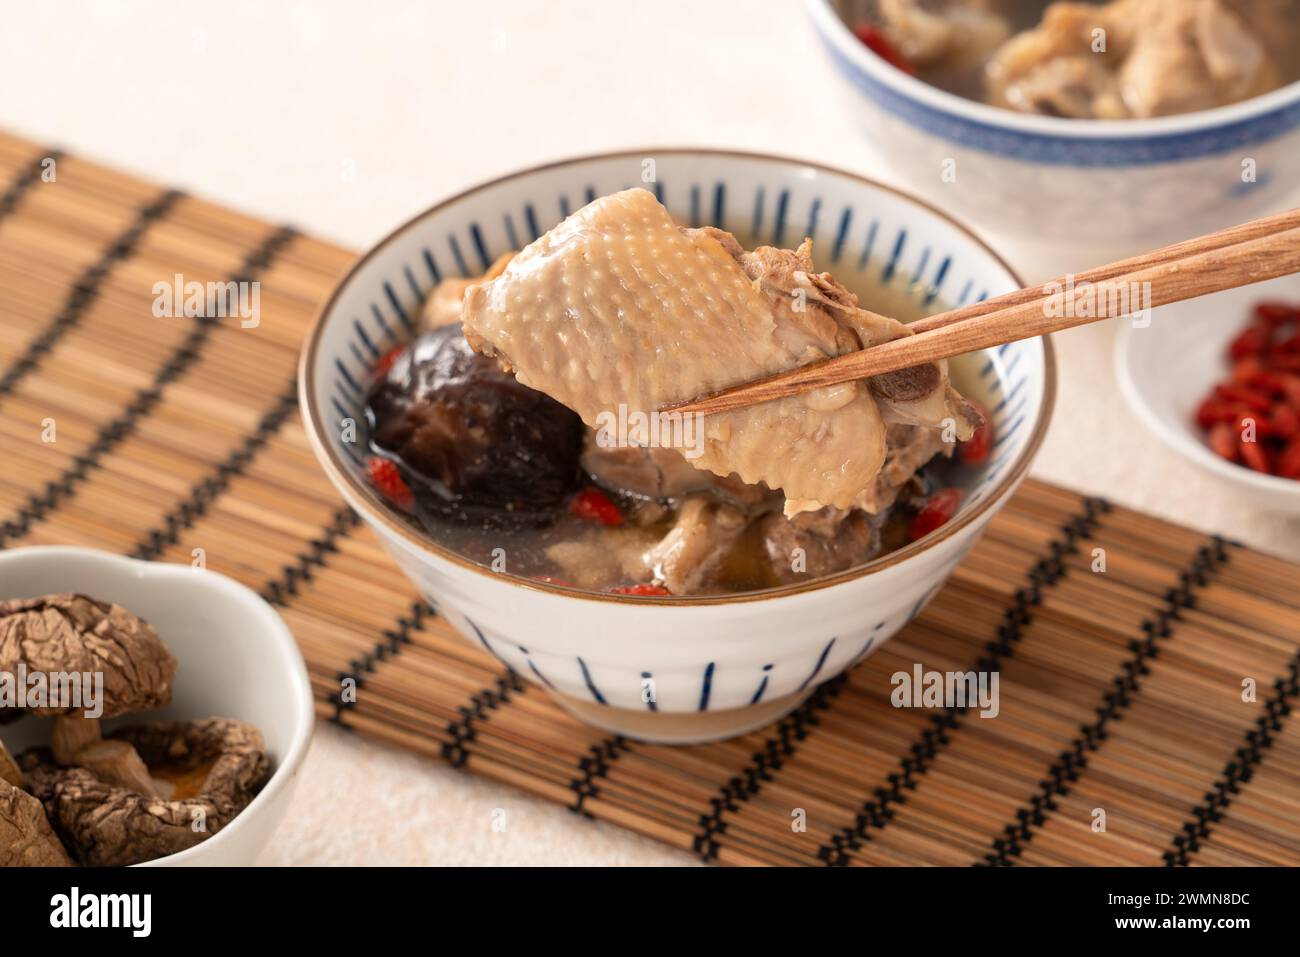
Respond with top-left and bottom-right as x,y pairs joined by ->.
907,206 -> 1300,334
664,213 -> 1300,417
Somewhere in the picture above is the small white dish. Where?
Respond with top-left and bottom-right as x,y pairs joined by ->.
1115,275 -> 1300,516
0,546 -> 314,866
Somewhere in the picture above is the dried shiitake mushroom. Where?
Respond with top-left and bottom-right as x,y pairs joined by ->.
0,739 -> 22,789
0,775 -> 73,866
20,718 -> 270,867
0,594 -> 176,796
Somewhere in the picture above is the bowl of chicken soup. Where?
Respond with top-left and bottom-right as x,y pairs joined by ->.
300,150 -> 1055,743
809,0 -> 1300,269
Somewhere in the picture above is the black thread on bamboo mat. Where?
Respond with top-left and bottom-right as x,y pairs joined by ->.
692,672 -> 848,862
0,187 -> 182,399
441,668 -> 526,768
326,599 -> 432,727
815,496 -> 1110,867
569,737 -> 632,818
0,224 -> 296,549
0,148 -> 61,222
132,381 -> 300,560
1165,593 -> 1297,866
979,534 -> 1231,868
260,505 -> 362,606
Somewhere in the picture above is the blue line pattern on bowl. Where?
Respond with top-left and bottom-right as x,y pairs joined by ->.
811,18 -> 1300,166
327,176 -> 1039,709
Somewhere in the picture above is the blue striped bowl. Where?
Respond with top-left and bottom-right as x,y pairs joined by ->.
299,150 -> 1055,743
808,0 -> 1300,263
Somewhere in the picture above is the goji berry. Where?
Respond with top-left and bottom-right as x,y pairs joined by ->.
569,487 -> 624,526
851,23 -> 915,74
610,583 -> 671,596
1271,404 -> 1300,439
372,344 -> 406,379
908,488 -> 963,542
1229,324 -> 1270,360
1255,301 -> 1300,326
1278,438 -> 1300,479
1215,383 -> 1273,413
366,456 -> 414,511
1239,437 -> 1274,474
1207,423 -> 1237,461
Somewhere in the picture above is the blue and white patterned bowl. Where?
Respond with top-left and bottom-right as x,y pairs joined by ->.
299,150 -> 1055,743
808,0 -> 1300,264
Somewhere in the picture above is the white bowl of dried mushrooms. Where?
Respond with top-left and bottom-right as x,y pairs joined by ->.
0,547 -> 314,866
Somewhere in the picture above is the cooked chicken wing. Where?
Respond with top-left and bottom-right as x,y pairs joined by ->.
461,188 -> 974,514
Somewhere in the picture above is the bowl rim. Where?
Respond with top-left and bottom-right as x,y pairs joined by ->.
1114,321 -> 1300,499
806,0 -> 1300,139
299,147 -> 1057,606
0,545 -> 316,866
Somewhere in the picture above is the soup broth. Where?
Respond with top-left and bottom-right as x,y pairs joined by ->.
366,249 -> 996,596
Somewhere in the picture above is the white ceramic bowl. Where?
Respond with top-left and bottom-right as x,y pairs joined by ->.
807,0 -> 1300,266
300,149 -> 1055,743
0,547 -> 314,866
1115,275 -> 1300,515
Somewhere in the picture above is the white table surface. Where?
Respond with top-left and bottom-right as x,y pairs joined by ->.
5,0 -> 1298,866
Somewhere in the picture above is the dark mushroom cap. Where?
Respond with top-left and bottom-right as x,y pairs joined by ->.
20,718 -> 270,866
366,325 -> 585,519
0,594 -> 176,719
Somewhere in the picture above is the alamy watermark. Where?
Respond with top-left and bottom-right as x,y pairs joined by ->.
0,666 -> 104,718
1042,274 -> 1152,328
891,664 -> 999,719
152,274 -> 261,328
594,403 -> 705,460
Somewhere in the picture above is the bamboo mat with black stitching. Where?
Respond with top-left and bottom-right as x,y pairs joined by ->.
2,132 -> 1299,867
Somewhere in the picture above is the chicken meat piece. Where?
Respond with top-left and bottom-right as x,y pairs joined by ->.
1118,0 -> 1276,117
545,527 -> 662,590
420,253 -> 514,329
461,188 -> 975,515
854,423 -> 953,513
580,431 -> 719,501
986,0 -> 1278,118
761,505 -> 884,585
877,0 -> 1012,69
643,496 -> 750,595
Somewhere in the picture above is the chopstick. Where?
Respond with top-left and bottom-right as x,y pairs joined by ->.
663,211 -> 1300,418
907,206 -> 1300,335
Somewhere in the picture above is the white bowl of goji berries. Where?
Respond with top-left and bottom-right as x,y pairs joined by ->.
1116,277 -> 1300,516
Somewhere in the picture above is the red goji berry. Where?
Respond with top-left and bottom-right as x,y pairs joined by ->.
367,456 -> 414,510
908,488 -> 963,542
851,23 -> 915,74
1229,324 -> 1271,360
1239,437 -> 1274,474
1254,301 -> 1300,326
610,583 -> 671,596
1207,423 -> 1237,461
1271,404 -> 1300,439
1231,356 -> 1265,384
569,487 -> 624,526
1215,383 -> 1273,413
1278,438 -> 1300,479
372,344 -> 406,379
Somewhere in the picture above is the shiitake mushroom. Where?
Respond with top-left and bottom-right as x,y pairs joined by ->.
366,325 -> 584,522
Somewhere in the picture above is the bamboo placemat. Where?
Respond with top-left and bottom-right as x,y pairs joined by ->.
1,131 -> 1298,867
